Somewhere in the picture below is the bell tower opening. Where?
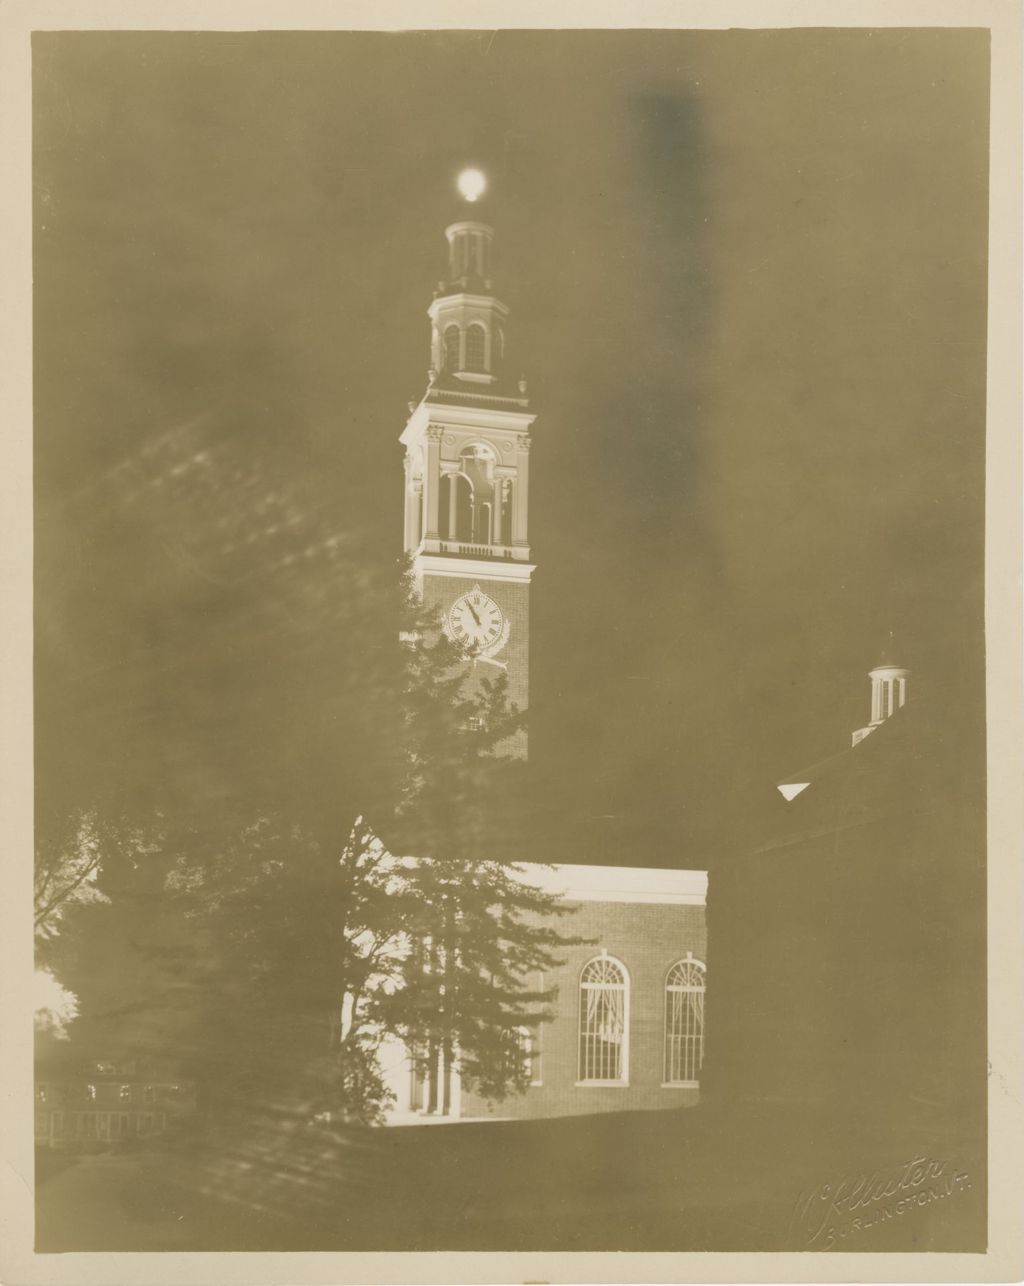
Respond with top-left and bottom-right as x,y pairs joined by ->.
465,324 -> 487,373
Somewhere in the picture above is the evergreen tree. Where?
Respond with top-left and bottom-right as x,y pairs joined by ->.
382,626 -> 585,1116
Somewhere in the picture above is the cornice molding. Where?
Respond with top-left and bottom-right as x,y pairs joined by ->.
428,293 -> 511,321
414,553 -> 535,585
401,400 -> 536,446
520,863 -> 708,906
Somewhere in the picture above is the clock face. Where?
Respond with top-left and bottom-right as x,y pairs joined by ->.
445,585 -> 509,658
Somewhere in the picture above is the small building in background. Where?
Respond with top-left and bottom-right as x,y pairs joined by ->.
703,656 -> 985,1150
34,1056 -> 197,1150
381,863 -> 707,1122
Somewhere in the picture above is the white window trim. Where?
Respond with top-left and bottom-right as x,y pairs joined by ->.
663,953 -> 706,1087
577,952 -> 630,1086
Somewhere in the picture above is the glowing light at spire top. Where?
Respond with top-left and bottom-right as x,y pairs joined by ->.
457,168 -> 487,203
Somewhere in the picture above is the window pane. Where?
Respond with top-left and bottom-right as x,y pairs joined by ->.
665,959 -> 706,1083
465,324 -> 486,372
579,957 -> 628,1082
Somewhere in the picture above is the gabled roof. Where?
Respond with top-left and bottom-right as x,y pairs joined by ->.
775,704 -> 908,802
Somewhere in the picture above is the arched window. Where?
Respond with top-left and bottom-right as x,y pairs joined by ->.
465,324 -> 486,373
578,956 -> 629,1084
443,325 -> 460,373
664,957 -> 705,1086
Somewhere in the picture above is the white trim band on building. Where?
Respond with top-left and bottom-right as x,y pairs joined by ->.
515,863 -> 707,905
413,553 -> 536,585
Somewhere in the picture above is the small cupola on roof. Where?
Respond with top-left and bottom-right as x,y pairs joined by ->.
852,641 -> 909,747
776,643 -> 911,801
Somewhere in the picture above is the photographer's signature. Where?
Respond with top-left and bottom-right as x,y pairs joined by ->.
791,1155 -> 971,1249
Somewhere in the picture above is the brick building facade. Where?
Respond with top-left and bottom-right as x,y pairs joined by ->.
381,864 -> 707,1122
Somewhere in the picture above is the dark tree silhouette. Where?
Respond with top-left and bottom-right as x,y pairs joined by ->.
36,418 -> 577,1124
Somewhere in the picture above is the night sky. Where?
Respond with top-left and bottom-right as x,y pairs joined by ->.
34,29 -> 989,865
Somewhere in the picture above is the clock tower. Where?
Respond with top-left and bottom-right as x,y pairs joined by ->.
400,179 -> 535,751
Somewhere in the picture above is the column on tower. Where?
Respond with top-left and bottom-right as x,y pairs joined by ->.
491,478 -> 504,546
489,473 -> 511,548
403,455 -> 425,551
871,675 -> 884,723
511,436 -> 530,547
870,666 -> 909,724
423,427 -> 443,539
410,481 -> 423,549
437,460 -> 458,541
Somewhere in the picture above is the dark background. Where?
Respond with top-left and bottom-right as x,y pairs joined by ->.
34,29 -> 989,865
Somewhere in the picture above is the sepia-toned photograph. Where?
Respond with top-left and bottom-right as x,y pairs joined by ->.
19,15 -> 1009,1268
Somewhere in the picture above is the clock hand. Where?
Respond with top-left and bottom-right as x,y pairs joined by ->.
466,602 -> 482,627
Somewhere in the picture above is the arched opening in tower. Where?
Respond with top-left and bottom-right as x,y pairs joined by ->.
457,444 -> 497,545
465,323 -> 486,373
438,472 -> 474,542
